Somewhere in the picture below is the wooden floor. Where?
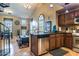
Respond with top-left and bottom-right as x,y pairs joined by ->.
7,36 -> 79,56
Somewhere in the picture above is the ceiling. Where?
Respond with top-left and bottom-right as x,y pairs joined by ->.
0,3 -> 64,18
0,3 -> 38,18
58,3 -> 79,9
56,3 -> 79,14
1,3 -> 78,17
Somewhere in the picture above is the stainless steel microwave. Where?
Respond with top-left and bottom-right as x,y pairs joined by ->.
74,18 -> 79,24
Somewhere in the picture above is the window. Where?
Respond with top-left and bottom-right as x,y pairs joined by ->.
21,18 -> 27,35
21,18 -> 26,26
38,14 -> 45,33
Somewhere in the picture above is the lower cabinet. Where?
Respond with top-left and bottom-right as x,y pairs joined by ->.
60,34 -> 64,47
31,35 -> 38,55
55,34 -> 61,48
49,33 -> 73,50
49,34 -> 64,50
64,33 -> 73,49
49,35 -> 55,50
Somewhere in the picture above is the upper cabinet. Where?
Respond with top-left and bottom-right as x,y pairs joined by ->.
57,8 -> 79,26
74,10 -> 79,17
65,13 -> 74,25
58,14 -> 65,26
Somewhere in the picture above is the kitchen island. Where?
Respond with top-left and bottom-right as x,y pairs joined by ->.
30,32 -> 73,56
30,33 -> 50,56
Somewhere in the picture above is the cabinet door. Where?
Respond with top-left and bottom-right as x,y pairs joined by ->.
74,10 -> 79,17
31,35 -> 38,55
55,34 -> 61,48
65,13 -> 70,25
60,34 -> 64,47
49,35 -> 55,50
70,12 -> 75,19
58,14 -> 65,26
64,34 -> 73,49
65,13 -> 74,25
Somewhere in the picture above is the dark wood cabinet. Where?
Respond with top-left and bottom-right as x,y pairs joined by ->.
49,33 -> 73,50
58,14 -> 65,26
31,35 -> 38,55
55,34 -> 61,48
49,33 -> 65,50
58,13 -> 74,26
64,33 -> 73,49
74,10 -> 79,17
49,35 -> 56,50
60,34 -> 64,47
31,33 -> 73,56
65,13 -> 74,25
70,12 -> 75,19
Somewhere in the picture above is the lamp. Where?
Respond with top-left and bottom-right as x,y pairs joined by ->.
65,3 -> 69,13
65,9 -> 69,13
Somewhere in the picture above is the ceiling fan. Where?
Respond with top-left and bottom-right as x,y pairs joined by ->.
0,3 -> 10,12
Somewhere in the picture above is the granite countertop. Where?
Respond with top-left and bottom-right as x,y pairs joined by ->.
30,33 -> 50,36
30,32 -> 72,36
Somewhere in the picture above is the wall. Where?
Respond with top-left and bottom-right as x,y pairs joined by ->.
31,3 -> 63,31
0,15 -> 20,36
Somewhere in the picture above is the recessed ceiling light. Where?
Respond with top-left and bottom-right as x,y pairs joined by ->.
49,4 -> 53,8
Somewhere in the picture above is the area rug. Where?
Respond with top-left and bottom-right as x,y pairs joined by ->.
49,48 -> 69,56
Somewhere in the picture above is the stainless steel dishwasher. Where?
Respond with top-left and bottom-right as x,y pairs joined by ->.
38,35 -> 49,55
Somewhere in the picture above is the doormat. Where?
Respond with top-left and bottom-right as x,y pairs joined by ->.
49,48 -> 69,56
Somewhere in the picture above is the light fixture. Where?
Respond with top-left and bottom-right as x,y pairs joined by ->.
65,3 -> 69,13
65,9 -> 69,13
49,4 -> 53,8
24,3 -> 32,9
4,8 -> 13,14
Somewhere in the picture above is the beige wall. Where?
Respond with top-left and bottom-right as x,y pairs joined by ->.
0,15 -> 20,36
32,3 -> 63,30
0,3 -> 63,35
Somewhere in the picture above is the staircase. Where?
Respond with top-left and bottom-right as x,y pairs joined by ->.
0,22 -> 10,56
